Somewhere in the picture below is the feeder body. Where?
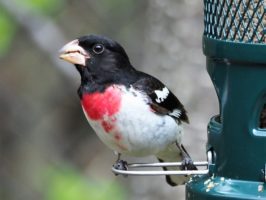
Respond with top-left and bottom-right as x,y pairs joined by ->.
186,0 -> 266,199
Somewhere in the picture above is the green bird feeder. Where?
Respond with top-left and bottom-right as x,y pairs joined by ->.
186,0 -> 266,199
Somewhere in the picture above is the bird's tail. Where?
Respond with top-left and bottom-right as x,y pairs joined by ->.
156,143 -> 196,186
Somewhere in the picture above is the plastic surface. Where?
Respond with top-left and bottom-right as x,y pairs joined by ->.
186,176 -> 266,200
186,0 -> 266,199
206,56 -> 266,181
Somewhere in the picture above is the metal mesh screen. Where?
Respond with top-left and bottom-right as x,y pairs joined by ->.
204,0 -> 266,43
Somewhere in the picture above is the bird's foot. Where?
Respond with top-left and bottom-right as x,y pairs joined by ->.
180,157 -> 197,171
113,152 -> 128,171
176,143 -> 197,171
113,159 -> 128,177
113,159 -> 128,170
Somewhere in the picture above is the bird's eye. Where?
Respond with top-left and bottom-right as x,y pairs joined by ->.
92,44 -> 104,54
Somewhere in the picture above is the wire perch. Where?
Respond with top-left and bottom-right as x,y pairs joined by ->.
112,161 -> 209,176
112,150 -> 214,176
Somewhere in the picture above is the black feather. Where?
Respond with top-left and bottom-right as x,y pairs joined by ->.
157,158 -> 178,186
132,72 -> 189,123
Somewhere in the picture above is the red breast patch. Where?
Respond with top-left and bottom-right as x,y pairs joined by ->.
81,86 -> 122,121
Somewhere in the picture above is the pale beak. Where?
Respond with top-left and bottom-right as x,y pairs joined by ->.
59,39 -> 90,66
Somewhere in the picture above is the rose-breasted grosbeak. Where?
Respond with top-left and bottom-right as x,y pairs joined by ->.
59,35 -> 196,186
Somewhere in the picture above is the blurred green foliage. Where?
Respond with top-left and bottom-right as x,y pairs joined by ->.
0,7 -> 16,57
14,0 -> 63,15
44,167 -> 126,200
0,0 -> 62,57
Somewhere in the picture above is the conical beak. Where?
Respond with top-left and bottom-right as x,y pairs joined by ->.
59,39 -> 90,66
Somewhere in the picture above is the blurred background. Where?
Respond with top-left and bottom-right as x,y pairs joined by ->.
0,0 -> 218,199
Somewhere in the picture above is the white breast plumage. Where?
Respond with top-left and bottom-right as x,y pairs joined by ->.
82,85 -> 183,157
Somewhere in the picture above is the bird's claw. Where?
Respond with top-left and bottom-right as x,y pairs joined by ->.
180,157 -> 197,171
113,160 -> 128,176
113,160 -> 128,170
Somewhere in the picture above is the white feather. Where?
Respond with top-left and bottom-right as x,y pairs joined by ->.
154,87 -> 170,103
169,109 -> 182,118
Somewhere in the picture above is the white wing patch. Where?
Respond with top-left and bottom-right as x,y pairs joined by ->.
169,109 -> 182,118
154,87 -> 170,103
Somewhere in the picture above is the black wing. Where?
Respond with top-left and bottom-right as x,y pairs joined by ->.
132,72 -> 189,123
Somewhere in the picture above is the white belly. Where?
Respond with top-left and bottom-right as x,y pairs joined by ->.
82,86 -> 183,156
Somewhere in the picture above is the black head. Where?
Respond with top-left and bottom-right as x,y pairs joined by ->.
59,34 -> 137,92
59,34 -> 133,75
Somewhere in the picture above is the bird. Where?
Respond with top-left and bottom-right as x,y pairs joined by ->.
59,34 -> 196,186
